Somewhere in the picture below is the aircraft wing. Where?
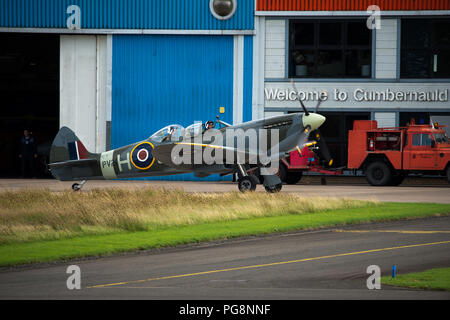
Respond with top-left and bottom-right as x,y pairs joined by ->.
153,142 -> 282,170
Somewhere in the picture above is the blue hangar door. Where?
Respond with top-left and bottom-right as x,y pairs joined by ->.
111,35 -> 234,181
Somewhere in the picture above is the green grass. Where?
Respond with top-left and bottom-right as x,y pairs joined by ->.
0,199 -> 449,267
0,188 -> 376,244
382,268 -> 450,291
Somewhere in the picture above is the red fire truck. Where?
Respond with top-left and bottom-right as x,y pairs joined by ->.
281,119 -> 450,186
347,119 -> 450,186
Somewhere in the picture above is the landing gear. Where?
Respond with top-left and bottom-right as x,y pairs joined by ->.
236,164 -> 258,192
238,175 -> 258,192
236,164 -> 283,193
72,180 -> 86,191
264,183 -> 282,193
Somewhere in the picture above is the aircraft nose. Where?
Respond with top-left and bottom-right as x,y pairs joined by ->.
302,113 -> 325,131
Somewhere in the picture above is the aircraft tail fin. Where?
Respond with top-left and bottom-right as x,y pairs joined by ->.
50,127 -> 95,164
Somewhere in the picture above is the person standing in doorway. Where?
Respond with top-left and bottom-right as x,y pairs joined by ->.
19,129 -> 38,178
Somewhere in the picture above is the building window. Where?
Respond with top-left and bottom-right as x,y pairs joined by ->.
401,18 -> 450,78
289,20 -> 372,78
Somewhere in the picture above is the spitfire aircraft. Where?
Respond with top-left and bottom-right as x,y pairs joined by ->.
49,106 -> 326,193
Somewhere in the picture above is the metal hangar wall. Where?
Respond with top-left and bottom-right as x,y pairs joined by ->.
0,0 -> 255,181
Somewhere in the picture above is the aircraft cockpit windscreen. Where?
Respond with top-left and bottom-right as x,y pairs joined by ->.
150,124 -> 184,143
184,122 -> 204,139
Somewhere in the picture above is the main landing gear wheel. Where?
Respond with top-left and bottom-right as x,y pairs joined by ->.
264,183 -> 282,193
238,175 -> 258,192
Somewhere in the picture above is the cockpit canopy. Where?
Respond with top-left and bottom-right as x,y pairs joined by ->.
149,124 -> 184,143
184,122 -> 204,139
150,120 -> 224,143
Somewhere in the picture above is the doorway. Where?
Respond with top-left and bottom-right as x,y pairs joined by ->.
0,33 -> 59,177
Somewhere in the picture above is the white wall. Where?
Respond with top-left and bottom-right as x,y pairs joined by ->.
375,18 -> 397,79
60,35 -> 111,153
375,112 -> 396,128
233,35 -> 244,124
264,19 -> 285,79
252,16 -> 266,120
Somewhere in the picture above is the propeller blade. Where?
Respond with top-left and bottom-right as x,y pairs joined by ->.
290,79 -> 309,116
299,99 -> 309,116
312,129 -> 333,166
294,125 -> 311,156
314,91 -> 326,113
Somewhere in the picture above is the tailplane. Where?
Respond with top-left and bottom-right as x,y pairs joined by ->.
49,127 -> 100,181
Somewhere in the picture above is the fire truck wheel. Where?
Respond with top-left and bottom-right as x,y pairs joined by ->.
285,171 -> 303,185
366,161 -> 393,186
390,175 -> 405,186
447,167 -> 450,184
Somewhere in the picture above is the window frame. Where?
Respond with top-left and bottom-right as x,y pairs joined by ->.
400,17 -> 450,79
288,18 -> 373,79
412,133 -> 433,147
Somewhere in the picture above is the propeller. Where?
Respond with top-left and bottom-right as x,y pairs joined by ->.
311,130 -> 333,167
289,81 -> 332,165
290,80 -> 321,156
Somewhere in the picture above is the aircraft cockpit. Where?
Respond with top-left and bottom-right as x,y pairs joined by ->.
150,124 -> 184,143
184,122 -> 204,139
184,120 -> 223,139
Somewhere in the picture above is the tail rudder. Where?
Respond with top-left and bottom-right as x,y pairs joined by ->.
50,127 -> 94,164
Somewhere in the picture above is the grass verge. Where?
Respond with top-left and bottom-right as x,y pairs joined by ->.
0,188 -> 376,244
0,195 -> 449,267
382,267 -> 450,291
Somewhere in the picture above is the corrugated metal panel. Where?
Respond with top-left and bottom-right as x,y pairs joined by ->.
257,0 -> 450,11
243,35 -> 253,122
1,0 -> 254,30
111,35 -> 234,181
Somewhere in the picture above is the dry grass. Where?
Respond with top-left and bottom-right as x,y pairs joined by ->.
0,188 -> 377,244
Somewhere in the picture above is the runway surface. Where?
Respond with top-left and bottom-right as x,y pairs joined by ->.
1,178 -> 449,203
1,217 -> 449,299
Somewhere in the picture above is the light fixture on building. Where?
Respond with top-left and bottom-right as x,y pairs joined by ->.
210,0 -> 237,20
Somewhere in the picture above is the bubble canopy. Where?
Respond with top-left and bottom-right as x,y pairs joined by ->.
149,124 -> 184,143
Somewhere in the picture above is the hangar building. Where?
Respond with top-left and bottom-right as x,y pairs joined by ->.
0,0 -> 254,180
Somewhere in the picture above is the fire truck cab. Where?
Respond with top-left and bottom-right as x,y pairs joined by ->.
348,120 -> 450,186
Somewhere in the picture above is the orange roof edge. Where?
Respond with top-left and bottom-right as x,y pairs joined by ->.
257,0 -> 450,11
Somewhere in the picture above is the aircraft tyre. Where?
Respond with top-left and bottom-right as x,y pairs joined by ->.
278,163 -> 287,182
366,161 -> 393,186
238,175 -> 258,192
264,183 -> 283,193
72,183 -> 81,191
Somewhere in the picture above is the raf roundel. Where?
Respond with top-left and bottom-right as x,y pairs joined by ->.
130,142 -> 155,170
